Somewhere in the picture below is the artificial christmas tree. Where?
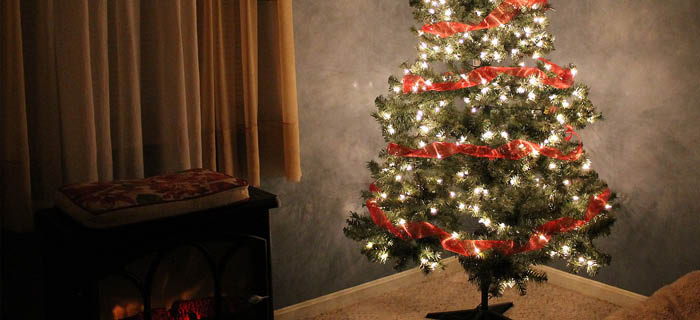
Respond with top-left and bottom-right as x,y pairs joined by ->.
344,0 -> 616,319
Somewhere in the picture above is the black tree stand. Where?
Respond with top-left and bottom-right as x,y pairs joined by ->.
425,281 -> 513,320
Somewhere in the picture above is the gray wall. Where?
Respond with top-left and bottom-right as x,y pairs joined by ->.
265,0 -> 700,309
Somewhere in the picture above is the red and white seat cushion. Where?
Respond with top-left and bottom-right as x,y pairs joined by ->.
55,169 -> 249,228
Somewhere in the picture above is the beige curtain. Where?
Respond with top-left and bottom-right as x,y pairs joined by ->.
0,0 -> 301,232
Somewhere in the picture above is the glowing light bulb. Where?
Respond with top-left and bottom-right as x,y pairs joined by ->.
605,204 -> 612,210
393,86 -> 400,93
399,194 -> 406,201
398,218 -> 406,225
457,171 -> 465,178
380,252 -> 389,262
381,193 -> 388,199
382,113 -> 391,120
582,162 -> 591,170
563,179 -> 570,186
388,125 -> 395,135
562,245 -> 570,254
510,176 -> 519,185
517,87 -> 526,94
419,141 -> 427,148
482,131 -> 494,140
578,257 -> 585,263
549,163 -> 557,170
573,195 -> 580,201
366,242 -> 374,249
430,207 -> 438,214
528,92 -> 536,100
501,131 -> 509,139
459,203 -> 466,210
571,68 -> 578,76
420,125 -> 430,133
451,232 -> 459,239
473,205 -> 480,213
395,175 -> 402,181
500,95 -> 508,102
557,114 -> 566,124
450,191 -> 456,198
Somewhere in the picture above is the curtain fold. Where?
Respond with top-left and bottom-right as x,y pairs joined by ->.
108,0 -> 144,179
1,0 -> 33,231
0,0 -> 301,232
276,0 -> 302,182
239,0 -> 261,187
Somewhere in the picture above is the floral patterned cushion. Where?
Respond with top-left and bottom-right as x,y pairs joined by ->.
55,169 -> 249,228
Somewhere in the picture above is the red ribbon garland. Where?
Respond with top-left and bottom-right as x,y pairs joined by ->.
387,125 -> 582,161
404,58 -> 574,94
422,0 -> 549,38
367,183 -> 611,257
367,0 -> 607,258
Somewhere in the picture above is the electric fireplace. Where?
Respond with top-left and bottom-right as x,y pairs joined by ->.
38,186 -> 279,320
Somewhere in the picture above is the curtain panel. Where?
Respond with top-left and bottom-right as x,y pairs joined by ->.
0,0 -> 301,232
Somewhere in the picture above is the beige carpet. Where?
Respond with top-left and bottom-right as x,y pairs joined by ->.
305,269 -> 620,320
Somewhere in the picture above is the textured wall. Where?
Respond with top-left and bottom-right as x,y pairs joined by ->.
266,0 -> 700,309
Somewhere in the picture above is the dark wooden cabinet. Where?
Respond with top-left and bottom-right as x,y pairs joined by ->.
37,187 -> 279,320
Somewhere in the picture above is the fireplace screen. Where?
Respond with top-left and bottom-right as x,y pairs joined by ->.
98,238 -> 269,320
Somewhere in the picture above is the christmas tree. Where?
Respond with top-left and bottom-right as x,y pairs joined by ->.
344,0 -> 616,317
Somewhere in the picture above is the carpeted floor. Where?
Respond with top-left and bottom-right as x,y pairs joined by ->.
305,269 -> 620,320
